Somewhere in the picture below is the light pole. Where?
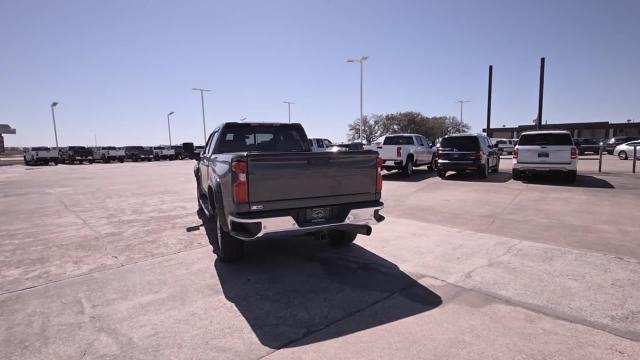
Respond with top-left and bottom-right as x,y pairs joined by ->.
455,100 -> 471,124
167,111 -> 174,146
192,88 -> 211,143
347,56 -> 368,142
282,101 -> 295,123
50,102 -> 59,148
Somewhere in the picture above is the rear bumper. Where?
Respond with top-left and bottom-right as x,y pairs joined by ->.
227,203 -> 385,241
513,161 -> 577,172
436,159 -> 481,171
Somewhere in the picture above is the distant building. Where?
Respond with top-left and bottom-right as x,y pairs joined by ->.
484,121 -> 640,139
0,124 -> 17,153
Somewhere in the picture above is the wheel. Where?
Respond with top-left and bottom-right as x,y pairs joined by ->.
566,171 -> 577,183
119,158 -> 124,163
328,230 -> 357,246
79,159 -> 84,164
206,192 -> 243,262
618,151 -> 628,160
147,158 -> 152,162
402,158 -> 414,177
436,169 -> 447,179
88,159 -> 95,164
512,169 -> 521,181
490,158 -> 500,173
479,161 -> 489,179
53,160 -> 59,166
427,156 -> 436,171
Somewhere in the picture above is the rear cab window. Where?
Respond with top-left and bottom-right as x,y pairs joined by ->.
383,136 -> 414,145
518,133 -> 573,146
217,124 -> 309,153
439,136 -> 480,151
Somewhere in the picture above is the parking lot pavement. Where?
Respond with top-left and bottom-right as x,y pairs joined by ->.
1,160 -> 639,359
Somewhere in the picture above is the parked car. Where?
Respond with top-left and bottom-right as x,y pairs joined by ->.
308,138 -> 333,152
370,134 -> 435,176
23,146 -> 59,165
491,138 -> 516,155
604,136 -> 640,155
327,142 -> 365,152
194,122 -> 384,262
574,138 -> 602,155
60,146 -> 94,164
153,146 -> 176,160
435,133 -> 500,179
124,146 -> 154,162
613,140 -> 640,160
93,146 -> 125,163
171,145 -> 186,160
512,130 -> 577,182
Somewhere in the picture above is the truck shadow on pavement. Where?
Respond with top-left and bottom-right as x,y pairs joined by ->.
382,169 -> 436,182
521,174 -> 615,189
206,226 -> 442,349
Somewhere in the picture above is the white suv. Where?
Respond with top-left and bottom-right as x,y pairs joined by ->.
512,130 -> 578,182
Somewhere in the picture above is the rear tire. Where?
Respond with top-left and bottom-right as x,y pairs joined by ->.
512,169 -> 521,181
437,169 -> 447,179
479,161 -> 489,179
402,158 -> 414,177
427,156 -> 436,171
490,158 -> 500,173
618,151 -> 628,160
207,193 -> 243,262
328,230 -> 357,246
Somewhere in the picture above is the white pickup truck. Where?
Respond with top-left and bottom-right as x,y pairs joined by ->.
367,134 -> 436,176
93,146 -> 126,163
23,146 -> 59,166
153,146 -> 176,160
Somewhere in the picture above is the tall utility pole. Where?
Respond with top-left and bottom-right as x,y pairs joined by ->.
486,65 -> 493,137
282,101 -> 295,123
50,102 -> 59,148
192,88 -> 211,143
167,111 -> 174,146
455,100 -> 471,124
347,56 -> 369,142
536,57 -> 545,130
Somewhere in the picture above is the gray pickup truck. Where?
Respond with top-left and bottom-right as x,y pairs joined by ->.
194,122 -> 384,262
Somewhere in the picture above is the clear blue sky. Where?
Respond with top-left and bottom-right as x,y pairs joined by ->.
2,0 -> 639,147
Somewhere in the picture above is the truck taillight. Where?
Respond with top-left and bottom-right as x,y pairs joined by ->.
376,157 -> 383,193
232,160 -> 249,203
571,147 -> 577,159
396,147 -> 401,157
512,147 -> 519,159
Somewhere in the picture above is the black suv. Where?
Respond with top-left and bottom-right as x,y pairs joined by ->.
605,136 -> 640,154
574,138 -> 601,155
171,145 -> 185,160
435,134 -> 500,179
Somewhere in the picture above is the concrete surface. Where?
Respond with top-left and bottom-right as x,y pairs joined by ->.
0,158 -> 639,359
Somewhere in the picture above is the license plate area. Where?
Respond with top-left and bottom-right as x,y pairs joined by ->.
305,207 -> 332,223
538,152 -> 549,158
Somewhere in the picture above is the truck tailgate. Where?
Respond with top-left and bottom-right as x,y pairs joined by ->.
247,151 -> 378,204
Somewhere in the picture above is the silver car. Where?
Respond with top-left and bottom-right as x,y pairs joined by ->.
613,140 -> 640,160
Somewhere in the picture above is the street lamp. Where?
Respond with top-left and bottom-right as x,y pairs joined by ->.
167,111 -> 175,146
455,100 -> 471,124
50,102 -> 59,148
282,101 -> 295,123
347,55 -> 368,142
192,88 -> 212,143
